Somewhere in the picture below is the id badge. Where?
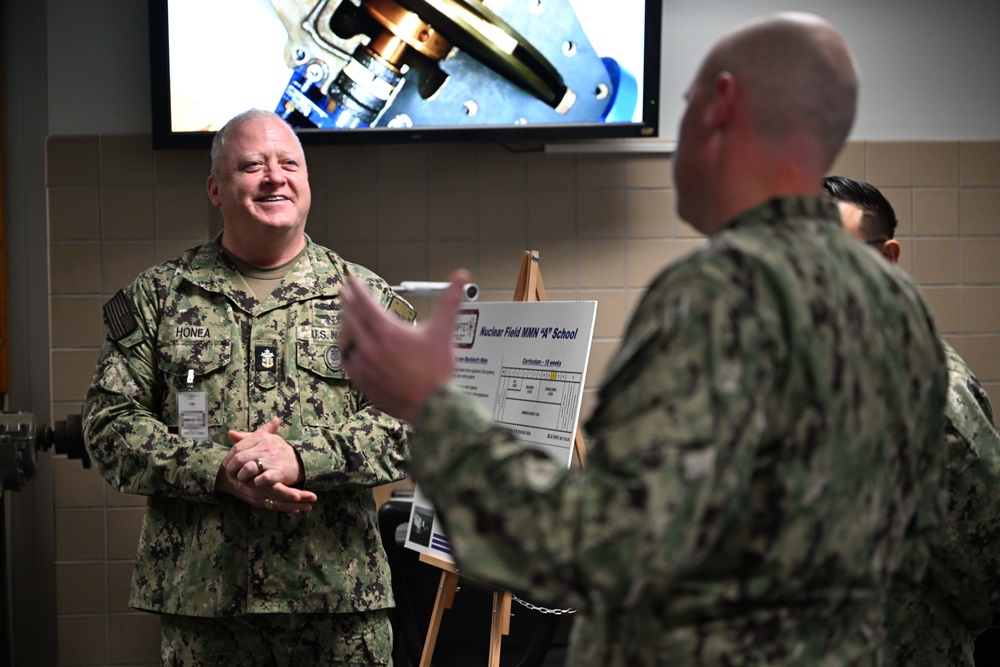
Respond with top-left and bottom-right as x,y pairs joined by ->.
178,370 -> 209,439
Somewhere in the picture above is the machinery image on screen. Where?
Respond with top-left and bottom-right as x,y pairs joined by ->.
149,0 -> 662,148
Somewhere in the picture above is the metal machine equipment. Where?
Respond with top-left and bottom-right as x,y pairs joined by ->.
271,0 -> 639,130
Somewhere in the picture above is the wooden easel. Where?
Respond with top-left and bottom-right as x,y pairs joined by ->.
416,250 -> 587,666
511,250 -> 587,468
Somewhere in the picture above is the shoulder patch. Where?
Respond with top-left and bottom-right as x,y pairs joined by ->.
103,289 -> 139,341
387,294 -> 417,324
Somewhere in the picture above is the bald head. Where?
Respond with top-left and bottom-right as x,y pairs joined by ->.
210,109 -> 304,178
673,13 -> 859,232
702,12 -> 858,170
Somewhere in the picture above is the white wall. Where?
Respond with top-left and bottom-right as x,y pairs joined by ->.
657,0 -> 1000,140
46,0 -> 1000,140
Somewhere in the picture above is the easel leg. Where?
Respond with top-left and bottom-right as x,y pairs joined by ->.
572,427 -> 587,468
488,590 -> 513,667
419,570 -> 460,667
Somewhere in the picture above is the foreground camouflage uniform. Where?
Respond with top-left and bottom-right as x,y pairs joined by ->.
83,234 -> 408,618
410,197 -> 948,666
887,341 -> 1000,666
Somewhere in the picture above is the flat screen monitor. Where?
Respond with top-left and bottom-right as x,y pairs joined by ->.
149,0 -> 663,148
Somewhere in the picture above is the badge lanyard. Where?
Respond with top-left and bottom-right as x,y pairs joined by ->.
178,368 -> 209,439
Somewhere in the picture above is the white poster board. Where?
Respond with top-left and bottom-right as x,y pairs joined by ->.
404,300 -> 597,564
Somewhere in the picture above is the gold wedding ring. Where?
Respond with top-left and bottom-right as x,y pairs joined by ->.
264,498 -> 276,510
254,459 -> 264,475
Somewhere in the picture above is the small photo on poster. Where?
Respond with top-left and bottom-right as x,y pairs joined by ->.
408,506 -> 435,547
454,309 -> 479,348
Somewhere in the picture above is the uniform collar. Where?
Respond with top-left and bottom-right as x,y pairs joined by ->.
182,232 -> 344,314
727,195 -> 842,231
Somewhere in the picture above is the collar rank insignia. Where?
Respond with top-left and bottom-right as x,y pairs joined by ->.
256,345 -> 277,371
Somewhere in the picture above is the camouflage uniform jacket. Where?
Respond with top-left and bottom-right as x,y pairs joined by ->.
887,340 -> 1000,666
410,197 -> 948,666
82,234 -> 409,617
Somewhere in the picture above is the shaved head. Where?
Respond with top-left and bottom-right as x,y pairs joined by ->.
700,12 -> 858,170
673,12 -> 860,232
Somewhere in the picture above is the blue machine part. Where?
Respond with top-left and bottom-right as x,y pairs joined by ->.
277,61 -> 373,129
276,62 -> 353,129
274,0 -> 625,130
600,57 -> 638,123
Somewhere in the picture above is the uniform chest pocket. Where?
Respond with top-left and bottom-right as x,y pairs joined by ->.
295,332 -> 355,426
157,333 -> 232,429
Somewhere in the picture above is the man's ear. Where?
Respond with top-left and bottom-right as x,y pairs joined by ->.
207,175 -> 221,208
707,71 -> 738,129
881,239 -> 901,264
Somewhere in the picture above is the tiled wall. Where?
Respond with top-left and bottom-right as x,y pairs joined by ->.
45,136 -> 1000,665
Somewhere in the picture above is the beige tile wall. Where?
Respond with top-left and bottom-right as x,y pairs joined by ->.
45,137 -> 1000,665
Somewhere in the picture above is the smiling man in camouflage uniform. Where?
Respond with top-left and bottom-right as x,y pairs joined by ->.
83,109 -> 410,666
824,175 -> 1000,666
334,13 -> 951,666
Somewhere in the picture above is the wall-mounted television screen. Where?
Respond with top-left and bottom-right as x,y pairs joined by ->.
149,0 -> 662,148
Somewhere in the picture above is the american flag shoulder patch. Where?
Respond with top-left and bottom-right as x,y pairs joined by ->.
103,289 -> 138,341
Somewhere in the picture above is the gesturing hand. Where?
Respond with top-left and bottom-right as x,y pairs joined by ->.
339,269 -> 470,424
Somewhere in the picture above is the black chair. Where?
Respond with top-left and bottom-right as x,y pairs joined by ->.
378,498 -> 564,667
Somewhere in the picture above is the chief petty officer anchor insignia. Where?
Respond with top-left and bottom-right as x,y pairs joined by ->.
258,345 -> 277,371
255,343 -> 281,388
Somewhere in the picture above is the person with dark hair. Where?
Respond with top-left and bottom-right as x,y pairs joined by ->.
337,13 -> 949,665
822,174 -> 901,259
83,109 -> 411,665
825,175 -> 1000,667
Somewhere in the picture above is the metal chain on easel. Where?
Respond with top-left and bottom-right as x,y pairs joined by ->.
511,593 -> 576,616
